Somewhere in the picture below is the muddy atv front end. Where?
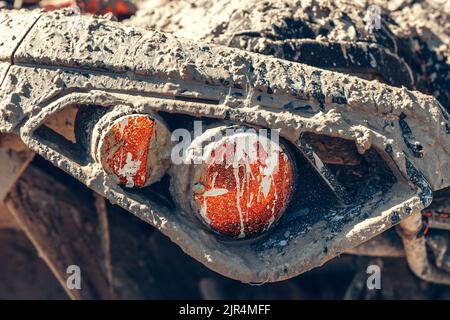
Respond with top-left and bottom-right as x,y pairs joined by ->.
0,9 -> 449,294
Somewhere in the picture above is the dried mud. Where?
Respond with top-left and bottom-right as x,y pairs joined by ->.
0,2 -> 448,283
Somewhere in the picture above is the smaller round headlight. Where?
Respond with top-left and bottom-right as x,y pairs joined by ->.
95,113 -> 171,188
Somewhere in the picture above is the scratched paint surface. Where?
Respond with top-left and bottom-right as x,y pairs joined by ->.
194,135 -> 294,238
101,115 -> 154,187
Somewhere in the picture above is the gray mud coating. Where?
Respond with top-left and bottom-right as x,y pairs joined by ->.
0,8 -> 448,282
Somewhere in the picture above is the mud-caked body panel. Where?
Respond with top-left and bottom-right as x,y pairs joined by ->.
128,0 -> 449,111
0,10 -> 448,282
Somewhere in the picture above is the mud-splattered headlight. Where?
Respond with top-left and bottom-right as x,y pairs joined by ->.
90,112 -> 171,188
172,126 -> 295,238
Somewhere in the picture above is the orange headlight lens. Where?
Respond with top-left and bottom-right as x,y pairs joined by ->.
192,131 -> 294,238
97,114 -> 170,188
